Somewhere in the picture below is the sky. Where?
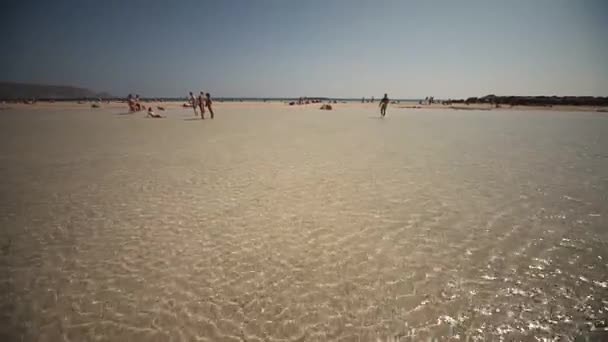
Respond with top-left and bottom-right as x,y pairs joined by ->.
1,0 -> 607,98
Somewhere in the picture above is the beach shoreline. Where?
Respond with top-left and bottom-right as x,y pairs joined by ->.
2,100 -> 608,113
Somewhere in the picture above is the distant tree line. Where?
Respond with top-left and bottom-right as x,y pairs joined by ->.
449,94 -> 608,106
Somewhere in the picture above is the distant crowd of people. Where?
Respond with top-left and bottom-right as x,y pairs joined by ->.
287,94 -> 390,117
123,92 -> 391,118
288,97 -> 333,106
125,91 -> 215,119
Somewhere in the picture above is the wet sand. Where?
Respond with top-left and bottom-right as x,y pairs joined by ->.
1,104 -> 607,341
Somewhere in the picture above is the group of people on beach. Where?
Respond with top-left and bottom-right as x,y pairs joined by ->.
124,91 -> 388,118
127,94 -> 163,118
127,94 -> 143,112
288,97 -> 331,106
189,91 -> 214,119
125,91 -> 215,119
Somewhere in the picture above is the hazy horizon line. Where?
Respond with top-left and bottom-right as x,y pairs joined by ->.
2,81 -> 607,101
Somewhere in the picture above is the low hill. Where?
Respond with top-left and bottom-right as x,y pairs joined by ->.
0,81 -> 112,100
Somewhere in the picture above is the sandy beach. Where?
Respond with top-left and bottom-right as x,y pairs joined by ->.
1,103 -> 607,341
4,100 -> 608,113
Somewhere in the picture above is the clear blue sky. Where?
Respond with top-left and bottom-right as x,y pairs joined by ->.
1,0 -> 607,98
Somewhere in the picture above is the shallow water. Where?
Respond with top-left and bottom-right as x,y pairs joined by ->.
1,106 -> 607,341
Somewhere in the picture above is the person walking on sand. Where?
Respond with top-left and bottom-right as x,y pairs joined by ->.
205,92 -> 214,119
379,93 -> 389,117
198,91 -> 206,119
189,92 -> 198,116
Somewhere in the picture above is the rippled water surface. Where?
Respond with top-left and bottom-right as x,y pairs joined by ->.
1,106 -> 607,341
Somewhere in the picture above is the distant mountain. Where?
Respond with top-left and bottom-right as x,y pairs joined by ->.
0,81 -> 113,100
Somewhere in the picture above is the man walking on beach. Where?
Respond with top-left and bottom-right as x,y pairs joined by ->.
379,93 -> 389,117
198,91 -> 206,119
189,92 -> 198,116
206,92 -> 214,119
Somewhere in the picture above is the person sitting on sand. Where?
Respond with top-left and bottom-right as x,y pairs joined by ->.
189,92 -> 198,116
205,92 -> 214,119
134,94 -> 142,111
198,91 -> 206,119
379,93 -> 389,117
147,106 -> 162,118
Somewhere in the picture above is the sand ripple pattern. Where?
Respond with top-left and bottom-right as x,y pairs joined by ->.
1,107 -> 607,341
